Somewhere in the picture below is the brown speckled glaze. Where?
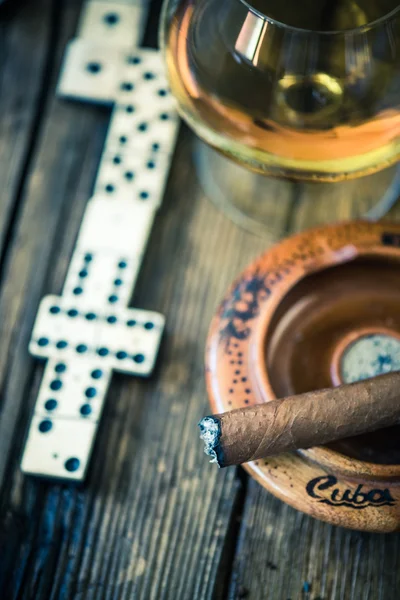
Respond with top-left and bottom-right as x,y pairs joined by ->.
206,221 -> 400,532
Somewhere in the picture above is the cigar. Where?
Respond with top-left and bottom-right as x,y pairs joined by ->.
199,372 -> 400,467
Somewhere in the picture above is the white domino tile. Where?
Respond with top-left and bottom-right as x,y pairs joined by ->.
104,100 -> 179,154
21,416 -> 98,480
94,149 -> 174,208
21,0 -> 179,480
62,250 -> 144,309
78,2 -> 148,48
72,197 -> 156,256
96,307 -> 165,374
33,358 -> 112,422
57,38 -> 125,104
30,295 -> 102,360
115,48 -> 174,104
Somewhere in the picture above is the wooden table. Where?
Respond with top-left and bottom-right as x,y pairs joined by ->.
0,1 -> 400,598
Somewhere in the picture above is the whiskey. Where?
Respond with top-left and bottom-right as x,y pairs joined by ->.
163,0 -> 400,181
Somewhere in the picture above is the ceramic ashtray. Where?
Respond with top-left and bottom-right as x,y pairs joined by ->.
205,221 -> 400,532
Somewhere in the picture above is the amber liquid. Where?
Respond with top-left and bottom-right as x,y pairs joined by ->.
165,0 -> 400,181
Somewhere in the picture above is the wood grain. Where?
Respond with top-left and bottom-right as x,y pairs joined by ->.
290,164 -> 400,233
230,478 -> 400,600
0,0 -> 52,257
0,0 -> 108,493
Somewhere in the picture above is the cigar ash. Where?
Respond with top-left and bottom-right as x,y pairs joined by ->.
199,417 -> 222,466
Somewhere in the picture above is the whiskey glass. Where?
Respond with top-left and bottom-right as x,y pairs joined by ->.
161,0 -> 400,236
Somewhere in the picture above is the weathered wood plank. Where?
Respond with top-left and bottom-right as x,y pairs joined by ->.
288,163 -> 400,233
229,478 -> 400,600
0,0 -> 53,260
0,0 -> 108,494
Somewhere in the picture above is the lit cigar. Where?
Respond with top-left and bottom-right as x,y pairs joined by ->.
199,372 -> 400,467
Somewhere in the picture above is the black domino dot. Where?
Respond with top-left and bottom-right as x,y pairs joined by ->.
144,72 -> 155,80
133,353 -> 145,364
119,135 -> 127,144
144,322 -> 154,330
235,370 -> 240,375
45,399 -> 57,411
113,155 -> 121,165
139,191 -> 149,200
118,260 -> 127,269
114,278 -> 123,286
79,269 -> 88,278
37,337 -> 49,347
242,377 -> 247,382
108,295 -> 118,303
98,347 -> 109,357
244,399 -> 249,404
86,312 -> 96,321
65,457 -> 80,472
116,351 -> 127,360
55,363 -> 66,373
91,369 -> 103,379
76,344 -> 87,354
85,387 -> 97,398
38,419 -> 52,433
84,253 -> 93,262
138,122 -> 147,132
105,184 -> 115,193
50,379 -> 62,391
49,305 -> 60,314
68,309 -> 78,318
104,12 -> 119,25
107,315 -> 117,324
158,89 -> 167,97
80,403 -> 92,416
126,105 -> 135,114
125,171 -> 134,180
127,56 -> 141,65
86,62 -> 101,74
56,340 -> 68,349
147,161 -> 155,169
120,82 -> 134,92
127,319 -> 136,327
152,143 -> 160,151
160,113 -> 169,120
245,388 -> 251,394
73,287 -> 83,296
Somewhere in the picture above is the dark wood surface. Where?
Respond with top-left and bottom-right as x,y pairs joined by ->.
0,1 -> 400,599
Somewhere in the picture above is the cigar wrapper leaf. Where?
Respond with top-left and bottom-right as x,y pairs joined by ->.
199,372 -> 400,468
